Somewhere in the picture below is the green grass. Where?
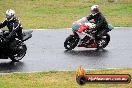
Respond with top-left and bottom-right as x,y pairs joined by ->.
0,0 -> 132,29
0,68 -> 132,88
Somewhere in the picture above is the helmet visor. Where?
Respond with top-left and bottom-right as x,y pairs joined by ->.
91,10 -> 95,14
6,14 -> 13,21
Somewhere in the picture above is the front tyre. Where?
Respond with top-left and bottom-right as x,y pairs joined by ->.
10,43 -> 27,62
64,35 -> 79,50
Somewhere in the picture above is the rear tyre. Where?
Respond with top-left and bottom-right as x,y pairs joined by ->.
10,43 -> 27,62
64,35 -> 79,50
97,34 -> 110,49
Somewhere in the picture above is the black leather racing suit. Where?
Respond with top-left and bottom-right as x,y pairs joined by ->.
87,12 -> 109,38
0,18 -> 23,42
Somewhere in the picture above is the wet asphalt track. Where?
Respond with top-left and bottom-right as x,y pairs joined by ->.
0,27 -> 132,73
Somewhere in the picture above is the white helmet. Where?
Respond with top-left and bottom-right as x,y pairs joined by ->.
90,5 -> 99,15
6,9 -> 15,21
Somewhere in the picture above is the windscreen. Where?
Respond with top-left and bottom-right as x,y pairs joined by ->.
76,17 -> 89,24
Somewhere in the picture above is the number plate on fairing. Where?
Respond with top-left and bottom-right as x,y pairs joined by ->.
108,24 -> 114,31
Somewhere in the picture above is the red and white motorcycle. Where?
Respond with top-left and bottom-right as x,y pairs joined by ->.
64,17 -> 113,50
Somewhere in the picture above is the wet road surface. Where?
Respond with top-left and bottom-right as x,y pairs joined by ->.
0,27 -> 132,73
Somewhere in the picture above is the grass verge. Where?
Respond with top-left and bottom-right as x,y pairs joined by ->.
0,68 -> 132,88
0,0 -> 132,29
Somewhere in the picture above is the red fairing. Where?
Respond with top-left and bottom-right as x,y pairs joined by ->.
77,24 -> 89,33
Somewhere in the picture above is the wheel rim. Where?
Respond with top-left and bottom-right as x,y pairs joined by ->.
98,39 -> 106,47
97,35 -> 108,48
67,40 -> 75,48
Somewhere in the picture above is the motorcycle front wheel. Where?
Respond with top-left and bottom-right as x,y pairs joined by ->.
10,43 -> 27,62
64,35 -> 79,50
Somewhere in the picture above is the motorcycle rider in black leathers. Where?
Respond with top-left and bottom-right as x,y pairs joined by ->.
0,9 -> 23,45
82,5 -> 108,48
83,5 -> 109,44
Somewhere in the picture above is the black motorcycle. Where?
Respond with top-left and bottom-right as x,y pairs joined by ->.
0,30 -> 33,62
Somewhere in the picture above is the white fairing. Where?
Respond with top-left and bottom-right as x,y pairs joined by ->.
75,17 -> 96,29
76,32 -> 86,39
74,17 -> 96,40
76,17 -> 89,24
84,23 -> 96,29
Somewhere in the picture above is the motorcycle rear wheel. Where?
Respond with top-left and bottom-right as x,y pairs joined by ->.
10,43 -> 27,62
97,34 -> 110,49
